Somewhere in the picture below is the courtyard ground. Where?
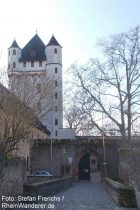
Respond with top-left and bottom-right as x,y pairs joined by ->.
52,181 -> 138,210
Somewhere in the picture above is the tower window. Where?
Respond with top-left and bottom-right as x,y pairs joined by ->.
13,49 -> 16,55
39,61 -> 42,67
23,62 -> 26,67
55,67 -> 58,73
55,119 -> 58,125
54,48 -> 57,54
55,131 -> 58,136
55,81 -> 58,87
9,50 -> 10,56
55,93 -> 58,99
13,62 -> 16,68
8,63 -> 10,69
31,61 -> 34,67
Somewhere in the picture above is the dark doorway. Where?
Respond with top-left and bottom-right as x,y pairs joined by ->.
79,153 -> 90,180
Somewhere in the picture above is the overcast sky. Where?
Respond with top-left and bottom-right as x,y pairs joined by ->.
0,0 -> 140,71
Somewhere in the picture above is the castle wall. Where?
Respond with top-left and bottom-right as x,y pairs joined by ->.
118,141 -> 140,208
0,158 -> 27,197
30,138 -> 120,180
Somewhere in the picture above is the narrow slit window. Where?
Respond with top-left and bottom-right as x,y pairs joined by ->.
54,48 -> 57,54
39,61 -> 42,67
55,81 -> 58,87
55,67 -> 58,73
31,61 -> 34,67
55,131 -> 58,136
13,62 -> 16,68
23,62 -> 26,67
55,93 -> 58,99
55,119 -> 58,125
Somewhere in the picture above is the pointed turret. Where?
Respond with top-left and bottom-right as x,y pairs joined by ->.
8,39 -> 21,73
9,39 -> 20,49
45,35 -> 63,139
45,35 -> 62,65
46,35 -> 62,47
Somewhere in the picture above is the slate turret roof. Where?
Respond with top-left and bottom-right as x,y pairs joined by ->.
47,35 -> 62,47
19,34 -> 46,62
9,39 -> 20,49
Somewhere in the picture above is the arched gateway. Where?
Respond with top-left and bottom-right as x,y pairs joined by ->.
79,152 -> 90,180
31,137 -> 120,181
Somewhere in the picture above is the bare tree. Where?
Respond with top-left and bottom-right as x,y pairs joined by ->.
64,105 -> 89,135
0,82 -> 39,183
8,72 -> 57,120
0,84 -> 33,156
63,78 -> 95,135
68,26 -> 140,143
0,68 -> 57,159
0,67 -> 8,87
0,70 -> 56,179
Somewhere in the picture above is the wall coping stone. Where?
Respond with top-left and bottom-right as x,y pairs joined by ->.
25,176 -> 72,186
104,178 -> 137,207
23,176 -> 72,197
104,178 -> 134,191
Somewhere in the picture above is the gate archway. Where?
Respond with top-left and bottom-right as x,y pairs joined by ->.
79,152 -> 90,180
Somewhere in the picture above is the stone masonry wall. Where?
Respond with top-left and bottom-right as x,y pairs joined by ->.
0,158 -> 27,197
30,139 -> 120,180
24,177 -> 72,196
30,141 -> 76,176
119,142 -> 140,209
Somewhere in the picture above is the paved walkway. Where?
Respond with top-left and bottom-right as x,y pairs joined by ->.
9,181 -> 138,210
52,181 -> 137,210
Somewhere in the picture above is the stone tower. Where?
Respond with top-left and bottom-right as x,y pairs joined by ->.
8,34 -> 63,139
8,40 -> 21,72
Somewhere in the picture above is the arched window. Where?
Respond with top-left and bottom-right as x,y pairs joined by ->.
13,49 -> 16,55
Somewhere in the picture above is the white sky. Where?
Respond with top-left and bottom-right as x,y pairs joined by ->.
0,0 -> 140,72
